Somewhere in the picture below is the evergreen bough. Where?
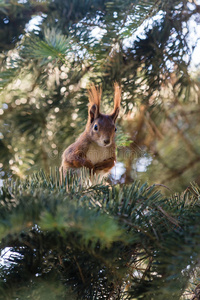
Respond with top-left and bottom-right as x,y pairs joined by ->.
0,169 -> 200,299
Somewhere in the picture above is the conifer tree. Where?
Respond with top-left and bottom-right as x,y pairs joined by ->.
1,1 -> 200,299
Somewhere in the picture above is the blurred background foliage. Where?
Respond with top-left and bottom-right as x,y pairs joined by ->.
0,1 -> 200,187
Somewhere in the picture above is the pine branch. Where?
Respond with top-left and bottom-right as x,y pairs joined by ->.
21,28 -> 71,63
1,169 -> 200,298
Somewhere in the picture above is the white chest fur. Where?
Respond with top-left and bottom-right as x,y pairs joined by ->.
86,143 -> 112,165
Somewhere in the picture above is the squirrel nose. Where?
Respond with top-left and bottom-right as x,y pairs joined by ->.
104,139 -> 110,145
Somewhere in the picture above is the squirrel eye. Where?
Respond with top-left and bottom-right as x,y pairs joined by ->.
115,127 -> 117,132
94,124 -> 98,131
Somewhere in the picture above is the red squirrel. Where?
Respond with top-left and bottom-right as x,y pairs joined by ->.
60,83 -> 121,179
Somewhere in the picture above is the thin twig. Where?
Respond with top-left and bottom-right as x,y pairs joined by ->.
146,183 -> 172,191
73,255 -> 85,284
157,206 -> 180,227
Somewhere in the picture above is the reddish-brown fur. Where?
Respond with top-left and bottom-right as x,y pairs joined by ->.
60,83 -> 121,178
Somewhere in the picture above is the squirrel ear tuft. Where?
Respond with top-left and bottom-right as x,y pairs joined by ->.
110,83 -> 121,123
90,104 -> 99,123
88,83 -> 101,123
88,84 -> 102,108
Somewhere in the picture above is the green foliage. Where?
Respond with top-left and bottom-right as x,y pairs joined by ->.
0,68 -> 18,90
116,127 -> 132,148
21,28 -> 71,63
0,0 -> 200,183
0,170 -> 200,299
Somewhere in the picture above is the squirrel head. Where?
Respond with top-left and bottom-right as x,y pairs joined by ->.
86,83 -> 121,147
